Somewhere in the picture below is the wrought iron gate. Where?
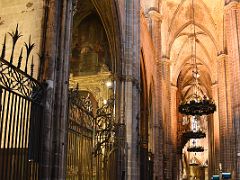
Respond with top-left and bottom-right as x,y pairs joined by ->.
67,87 -> 117,180
0,26 -> 44,179
67,88 -> 94,179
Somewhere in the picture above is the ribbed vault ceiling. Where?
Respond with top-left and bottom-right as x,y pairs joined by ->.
160,0 -> 224,100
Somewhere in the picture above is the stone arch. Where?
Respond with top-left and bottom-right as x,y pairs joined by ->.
168,0 -> 216,34
167,21 -> 219,57
171,55 -> 214,87
73,0 -> 121,75
91,0 -> 122,74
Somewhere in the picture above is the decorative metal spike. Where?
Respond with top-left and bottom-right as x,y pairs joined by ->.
17,48 -> 23,68
1,34 -> 6,59
24,35 -> 35,73
9,24 -> 23,64
30,56 -> 34,76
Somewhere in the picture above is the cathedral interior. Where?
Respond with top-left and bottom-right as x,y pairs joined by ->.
0,0 -> 239,179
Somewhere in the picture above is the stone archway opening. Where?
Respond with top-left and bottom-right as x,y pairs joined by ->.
67,0 -> 118,179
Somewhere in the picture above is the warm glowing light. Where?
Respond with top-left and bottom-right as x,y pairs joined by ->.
103,99 -> 107,104
106,81 -> 113,88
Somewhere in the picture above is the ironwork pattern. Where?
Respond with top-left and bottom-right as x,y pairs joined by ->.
0,25 -> 43,100
68,87 -> 94,129
0,25 -> 44,179
94,98 -> 115,156
67,88 -> 94,179
67,87 -> 117,180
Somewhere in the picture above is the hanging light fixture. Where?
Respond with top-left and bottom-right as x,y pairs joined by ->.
178,0 -> 216,116
187,139 -> 204,152
182,130 -> 206,139
182,115 -> 206,139
187,146 -> 204,152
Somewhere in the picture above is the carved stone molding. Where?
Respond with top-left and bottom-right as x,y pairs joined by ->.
148,9 -> 162,22
225,1 -> 240,10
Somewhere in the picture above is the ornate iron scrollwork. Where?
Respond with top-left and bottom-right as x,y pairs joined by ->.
0,25 -> 44,98
68,87 -> 116,156
69,87 -> 94,129
93,98 -> 115,156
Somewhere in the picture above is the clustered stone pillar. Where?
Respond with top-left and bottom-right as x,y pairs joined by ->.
211,83 -> 221,172
170,84 -> 178,179
40,0 -> 72,179
122,0 -> 141,179
162,57 -> 172,180
216,54 -> 233,173
148,9 -> 164,180
224,1 -> 240,178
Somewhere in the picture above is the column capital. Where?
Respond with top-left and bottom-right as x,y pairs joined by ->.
211,81 -> 218,88
148,9 -> 162,22
224,1 -> 240,11
171,84 -> 178,91
217,53 -> 228,61
162,56 -> 170,64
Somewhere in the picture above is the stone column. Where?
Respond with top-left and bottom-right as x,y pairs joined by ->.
224,1 -> 240,178
212,83 -> 221,167
170,84 -> 178,179
122,0 -> 141,179
148,9 -> 164,180
216,54 -> 233,173
40,0 -> 73,179
162,57 -> 172,180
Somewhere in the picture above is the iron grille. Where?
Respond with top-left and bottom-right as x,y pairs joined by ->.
0,25 -> 44,180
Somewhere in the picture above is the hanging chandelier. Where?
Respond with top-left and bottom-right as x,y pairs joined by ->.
187,139 -> 204,152
182,116 -> 206,139
182,130 -> 206,139
178,95 -> 216,116
178,0 -> 216,116
187,146 -> 204,152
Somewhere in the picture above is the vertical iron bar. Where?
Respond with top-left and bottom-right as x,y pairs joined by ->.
13,95 -> 21,180
0,87 -> 3,178
14,96 -> 23,180
19,98 -> 27,180
5,91 -> 14,180
32,103 -> 37,180
35,104 -> 42,179
28,101 -> 36,179
24,100 -> 31,179
0,88 -> 6,179
1,90 -> 11,180
8,92 -> 18,179
21,100 -> 29,180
